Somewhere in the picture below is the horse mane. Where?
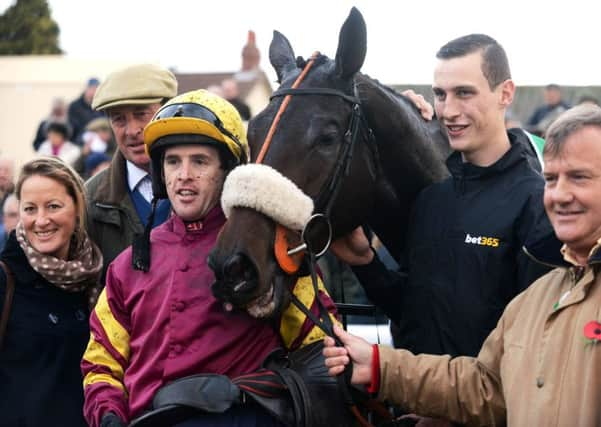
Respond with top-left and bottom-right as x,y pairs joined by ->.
349,72 -> 449,260
354,72 -> 450,183
356,72 -> 425,118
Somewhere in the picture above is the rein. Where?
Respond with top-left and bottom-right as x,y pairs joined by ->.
255,54 -> 387,427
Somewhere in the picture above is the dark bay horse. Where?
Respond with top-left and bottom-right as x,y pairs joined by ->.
209,7 -> 450,319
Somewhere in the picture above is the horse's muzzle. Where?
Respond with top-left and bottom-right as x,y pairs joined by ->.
209,252 -> 260,306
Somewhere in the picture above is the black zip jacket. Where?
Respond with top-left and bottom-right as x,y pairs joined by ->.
355,129 -> 559,357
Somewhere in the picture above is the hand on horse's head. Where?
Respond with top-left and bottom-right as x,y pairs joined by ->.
402,89 -> 434,121
323,325 -> 373,385
330,226 -> 374,266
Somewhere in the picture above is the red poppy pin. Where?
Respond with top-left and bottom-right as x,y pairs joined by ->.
584,321 -> 601,345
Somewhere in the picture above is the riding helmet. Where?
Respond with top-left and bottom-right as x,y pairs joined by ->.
143,89 -> 249,199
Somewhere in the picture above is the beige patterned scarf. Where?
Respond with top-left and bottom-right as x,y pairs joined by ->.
15,222 -> 103,305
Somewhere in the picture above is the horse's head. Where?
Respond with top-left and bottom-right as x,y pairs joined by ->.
209,8 -> 381,319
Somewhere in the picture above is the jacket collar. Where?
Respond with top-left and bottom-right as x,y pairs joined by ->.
561,238 -> 601,266
0,231 -> 43,284
525,231 -> 601,269
94,151 -> 131,205
168,205 -> 226,238
446,129 -> 529,180
523,231 -> 569,269
590,247 -> 601,264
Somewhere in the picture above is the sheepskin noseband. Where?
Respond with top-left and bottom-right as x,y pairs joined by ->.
221,164 -> 314,231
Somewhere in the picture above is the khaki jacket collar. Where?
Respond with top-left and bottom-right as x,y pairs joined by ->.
561,237 -> 601,266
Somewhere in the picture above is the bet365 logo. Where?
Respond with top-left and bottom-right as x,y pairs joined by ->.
464,233 -> 499,247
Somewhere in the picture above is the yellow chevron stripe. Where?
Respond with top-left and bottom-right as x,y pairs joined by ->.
94,288 -> 130,362
82,334 -> 127,394
279,275 -> 340,349
83,370 -> 127,395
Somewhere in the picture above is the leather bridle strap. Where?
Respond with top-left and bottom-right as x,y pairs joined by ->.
315,103 -> 363,217
271,86 -> 374,218
271,87 -> 360,104
255,52 -> 321,164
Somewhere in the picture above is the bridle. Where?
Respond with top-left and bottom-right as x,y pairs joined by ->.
261,53 -> 377,219
254,53 -> 388,427
258,52 -> 377,275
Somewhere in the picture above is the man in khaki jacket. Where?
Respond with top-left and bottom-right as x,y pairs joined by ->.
324,104 -> 601,427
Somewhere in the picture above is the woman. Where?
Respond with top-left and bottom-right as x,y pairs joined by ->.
0,157 -> 103,426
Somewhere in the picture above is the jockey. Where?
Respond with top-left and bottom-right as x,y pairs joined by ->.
81,89 -> 339,427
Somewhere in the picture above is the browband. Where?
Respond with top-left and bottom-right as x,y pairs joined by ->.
270,88 -> 360,105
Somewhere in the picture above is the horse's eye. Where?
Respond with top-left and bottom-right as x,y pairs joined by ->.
318,132 -> 338,146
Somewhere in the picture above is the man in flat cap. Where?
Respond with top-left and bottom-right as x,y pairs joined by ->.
86,64 -> 178,284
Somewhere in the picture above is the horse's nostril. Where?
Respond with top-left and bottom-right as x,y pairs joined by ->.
223,253 -> 245,277
222,253 -> 258,292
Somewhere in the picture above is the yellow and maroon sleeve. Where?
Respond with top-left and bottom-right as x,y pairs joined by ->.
81,278 -> 131,427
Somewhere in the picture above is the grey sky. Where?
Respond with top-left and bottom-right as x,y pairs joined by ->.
2,0 -> 600,85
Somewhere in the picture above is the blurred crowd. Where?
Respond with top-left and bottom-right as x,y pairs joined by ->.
505,83 -> 600,135
0,74 -> 253,255
26,76 -> 252,180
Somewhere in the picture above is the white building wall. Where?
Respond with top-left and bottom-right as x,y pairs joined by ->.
0,56 -> 157,170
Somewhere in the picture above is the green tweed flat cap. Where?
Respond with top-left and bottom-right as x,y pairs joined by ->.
92,64 -> 178,111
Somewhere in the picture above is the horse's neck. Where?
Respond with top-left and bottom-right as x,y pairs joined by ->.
355,74 -> 449,261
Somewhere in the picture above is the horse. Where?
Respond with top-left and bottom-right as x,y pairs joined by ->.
208,7 -> 449,321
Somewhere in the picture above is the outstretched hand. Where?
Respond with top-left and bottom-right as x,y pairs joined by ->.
323,325 -> 373,385
402,89 -> 434,121
330,226 -> 374,266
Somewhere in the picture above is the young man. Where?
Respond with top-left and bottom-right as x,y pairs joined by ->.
333,34 -> 556,358
324,103 -> 601,426
82,90 -> 338,427
85,64 -> 177,282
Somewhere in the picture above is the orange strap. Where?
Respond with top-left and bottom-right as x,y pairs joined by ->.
255,52 -> 320,164
274,224 -> 305,274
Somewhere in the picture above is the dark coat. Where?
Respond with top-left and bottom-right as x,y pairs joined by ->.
354,129 -> 560,357
527,101 -> 571,127
0,232 -> 89,427
32,119 -> 49,151
68,94 -> 103,144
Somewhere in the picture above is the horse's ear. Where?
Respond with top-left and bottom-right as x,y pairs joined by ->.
269,30 -> 296,83
335,7 -> 367,79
